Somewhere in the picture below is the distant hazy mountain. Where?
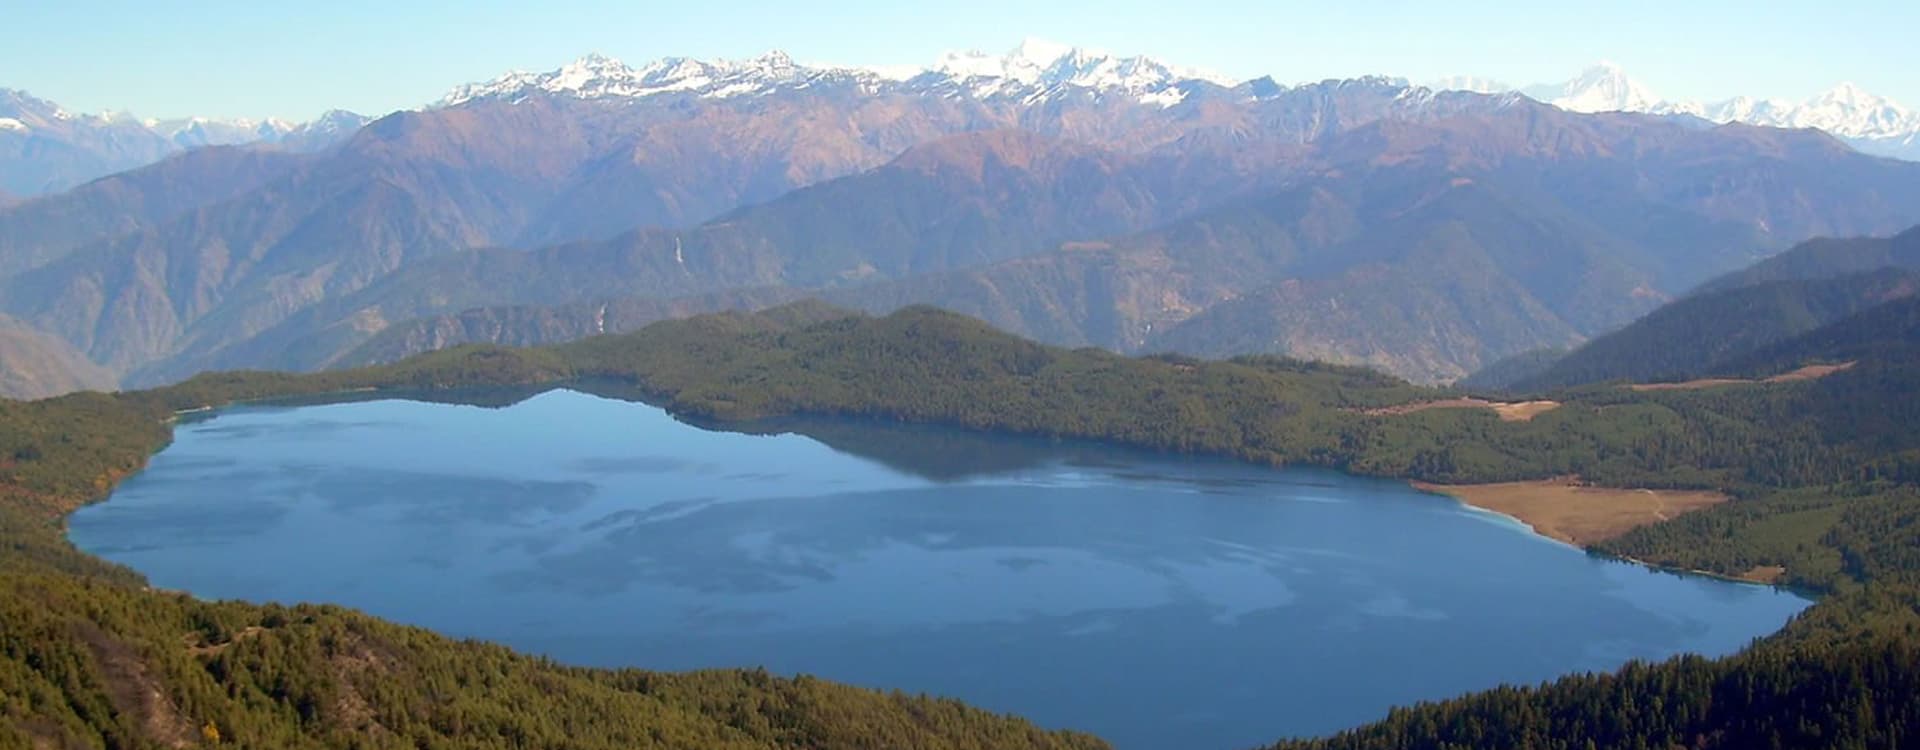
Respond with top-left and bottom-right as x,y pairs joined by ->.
144,109 -> 372,152
0,89 -> 174,196
0,146 -> 311,278
1435,63 -> 1920,161
1424,76 -> 1513,95
1519,62 -> 1666,114
0,314 -> 114,399
0,88 -> 366,195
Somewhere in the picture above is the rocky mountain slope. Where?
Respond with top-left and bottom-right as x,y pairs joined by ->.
8,42 -> 1920,391
0,56 -> 1514,385
299,106 -> 1920,383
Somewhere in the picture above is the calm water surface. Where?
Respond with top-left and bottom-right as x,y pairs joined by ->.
69,389 -> 1810,749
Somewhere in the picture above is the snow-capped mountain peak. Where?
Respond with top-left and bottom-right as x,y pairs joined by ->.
548,53 -> 634,93
439,39 -> 1235,109
930,38 -> 1082,85
426,45 -> 1920,159
1523,61 -> 1663,113
1789,82 -> 1917,138
138,112 -> 373,149
931,49 -> 1000,80
1704,95 -> 1785,119
1424,75 -> 1511,95
1010,37 -> 1075,69
1429,63 -> 1920,159
438,49 -> 834,105
750,50 -> 797,71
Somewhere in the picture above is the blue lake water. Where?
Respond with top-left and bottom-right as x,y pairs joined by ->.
68,388 -> 1810,749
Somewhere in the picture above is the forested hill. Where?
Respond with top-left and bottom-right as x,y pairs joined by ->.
1506,268 -> 1917,390
1695,224 -> 1920,295
1455,347 -> 1565,390
1461,225 -> 1920,392
1720,293 -> 1920,378
2,302 -> 1918,748
1267,639 -> 1920,750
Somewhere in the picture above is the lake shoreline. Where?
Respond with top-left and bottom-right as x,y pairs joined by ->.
155,382 -> 1789,589
1408,479 -> 1792,585
71,389 -> 1811,749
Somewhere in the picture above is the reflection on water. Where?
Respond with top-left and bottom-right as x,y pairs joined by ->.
71,387 -> 1810,750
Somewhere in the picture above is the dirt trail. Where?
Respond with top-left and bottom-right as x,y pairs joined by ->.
1627,361 -> 1856,392
1357,398 -> 1561,422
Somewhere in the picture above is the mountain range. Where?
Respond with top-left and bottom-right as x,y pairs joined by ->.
446,45 -> 1920,160
0,88 -> 367,195
6,40 -> 1920,397
1430,62 -> 1920,160
10,41 -> 1920,200
437,39 -> 1235,108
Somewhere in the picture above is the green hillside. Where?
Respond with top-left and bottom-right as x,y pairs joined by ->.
1695,225 -> 1920,295
1454,347 -> 1566,390
1509,268 -> 1916,390
1719,294 -> 1920,379
0,573 -> 1106,750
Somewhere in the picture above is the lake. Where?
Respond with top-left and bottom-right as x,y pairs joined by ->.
68,388 -> 1810,749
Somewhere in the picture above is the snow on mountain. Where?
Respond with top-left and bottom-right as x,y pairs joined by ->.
0,85 -> 374,194
1519,62 -> 1664,113
439,38 -> 1236,109
291,109 -> 372,137
1007,37 -> 1075,77
140,111 -> 373,150
148,116 -> 299,148
2,85 -> 367,152
1425,75 -> 1511,95
438,50 -> 862,106
1774,82 -> 1919,139
0,89 -> 72,128
1694,96 -> 1796,124
1428,62 -> 1920,160
433,45 -> 1920,160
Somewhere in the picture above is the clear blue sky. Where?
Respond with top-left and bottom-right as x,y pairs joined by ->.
4,0 -> 1914,120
